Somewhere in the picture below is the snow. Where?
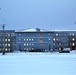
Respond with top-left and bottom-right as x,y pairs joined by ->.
0,52 -> 76,75
15,28 -> 49,32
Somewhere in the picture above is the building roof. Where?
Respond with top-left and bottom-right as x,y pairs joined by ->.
15,28 -> 76,32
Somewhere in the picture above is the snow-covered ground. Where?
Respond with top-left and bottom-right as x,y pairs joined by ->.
0,52 -> 76,75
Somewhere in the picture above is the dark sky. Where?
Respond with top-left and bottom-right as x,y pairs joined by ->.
0,0 -> 76,30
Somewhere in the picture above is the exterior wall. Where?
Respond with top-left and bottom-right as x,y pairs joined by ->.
0,30 -> 76,52
53,31 -> 76,51
0,30 -> 16,52
15,32 -> 54,52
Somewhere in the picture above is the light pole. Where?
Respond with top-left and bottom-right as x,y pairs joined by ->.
2,24 -> 5,55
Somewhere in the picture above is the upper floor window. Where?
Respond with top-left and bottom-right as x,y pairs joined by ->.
48,38 -> 51,40
19,34 -> 21,36
39,33 -> 42,36
38,38 -> 42,42
8,39 -> 10,42
56,34 -> 58,36
8,34 -> 10,36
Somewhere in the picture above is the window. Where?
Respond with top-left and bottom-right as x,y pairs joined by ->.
0,48 -> 1,51
48,33 -> 51,35
29,39 -> 31,41
54,43 -> 55,46
8,48 -> 10,51
53,38 -> 55,41
24,48 -> 26,50
24,39 -> 26,41
27,44 -> 28,46
8,34 -> 10,36
38,38 -> 42,42
24,44 -> 26,46
29,44 -> 31,45
5,48 -> 7,51
32,39 -> 34,41
56,34 -> 58,36
8,44 -> 10,47
26,39 -> 28,41
19,34 -> 21,36
39,33 -> 42,36
32,44 -> 34,45
49,38 -> 51,40
8,39 -> 10,41
19,39 -> 21,41
73,33 -> 74,36
5,44 -> 7,46
5,39 -> 7,41
40,44 -> 44,46
72,43 -> 75,46
72,38 -> 75,41
32,48 -> 34,50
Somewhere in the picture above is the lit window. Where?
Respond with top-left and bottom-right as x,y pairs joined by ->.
29,39 -> 31,41
24,39 -> 26,41
73,33 -> 74,36
56,34 -> 58,36
24,44 -> 26,46
8,39 -> 10,41
5,39 -> 7,41
27,39 -> 28,41
72,38 -> 75,41
72,43 -> 75,46
8,44 -> 10,47
32,39 -> 34,41
5,48 -> 7,51
5,44 -> 7,46
27,44 -> 28,46
8,34 -> 10,36
59,48 -> 61,50
49,38 -> 50,40
53,38 -> 55,41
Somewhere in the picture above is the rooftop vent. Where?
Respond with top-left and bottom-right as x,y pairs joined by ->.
36,28 -> 40,32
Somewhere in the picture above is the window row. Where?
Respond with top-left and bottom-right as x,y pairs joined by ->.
0,39 -> 10,42
18,38 -> 51,41
0,44 -> 10,47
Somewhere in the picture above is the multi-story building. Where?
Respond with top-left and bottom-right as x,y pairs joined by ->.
53,31 -> 76,51
0,30 -> 16,52
0,28 -> 76,52
15,28 -> 54,52
15,29 -> 76,52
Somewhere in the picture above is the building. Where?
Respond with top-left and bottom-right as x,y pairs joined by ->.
0,28 -> 76,52
15,29 -> 76,52
0,30 -> 16,52
15,28 -> 54,52
53,30 -> 76,51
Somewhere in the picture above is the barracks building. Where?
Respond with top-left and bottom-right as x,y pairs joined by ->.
0,28 -> 76,52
